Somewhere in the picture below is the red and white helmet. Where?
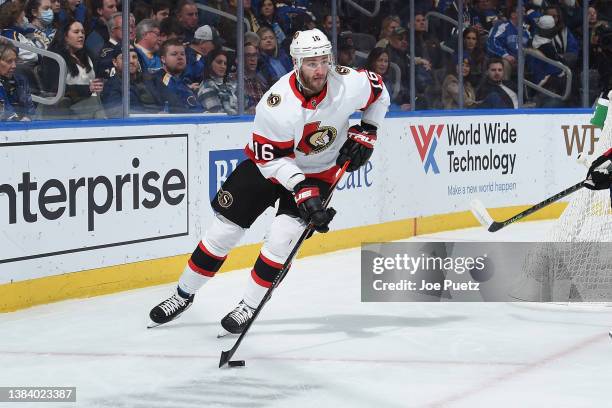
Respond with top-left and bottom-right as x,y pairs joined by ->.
290,29 -> 333,86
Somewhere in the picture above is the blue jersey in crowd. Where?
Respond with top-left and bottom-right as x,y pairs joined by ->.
487,20 -> 531,58
136,45 -> 162,73
147,69 -> 203,113
0,74 -> 35,121
183,47 -> 207,84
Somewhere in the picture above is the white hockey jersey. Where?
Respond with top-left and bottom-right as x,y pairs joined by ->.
244,65 -> 390,190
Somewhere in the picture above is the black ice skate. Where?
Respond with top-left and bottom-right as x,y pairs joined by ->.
148,290 -> 194,328
218,300 -> 256,338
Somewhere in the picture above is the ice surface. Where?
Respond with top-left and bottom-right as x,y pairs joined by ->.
1,220 -> 611,408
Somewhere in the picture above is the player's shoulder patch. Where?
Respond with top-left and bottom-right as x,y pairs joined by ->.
267,93 -> 281,107
335,65 -> 351,75
217,189 -> 233,208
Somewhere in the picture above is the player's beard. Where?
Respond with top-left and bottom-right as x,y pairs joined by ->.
300,72 -> 328,96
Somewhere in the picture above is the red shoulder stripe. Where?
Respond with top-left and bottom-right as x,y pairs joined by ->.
252,133 -> 294,149
358,69 -> 384,110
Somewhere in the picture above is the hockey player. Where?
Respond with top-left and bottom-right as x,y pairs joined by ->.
584,147 -> 612,204
148,28 -> 390,334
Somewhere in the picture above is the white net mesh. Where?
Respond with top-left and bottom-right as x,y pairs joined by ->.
518,96 -> 612,304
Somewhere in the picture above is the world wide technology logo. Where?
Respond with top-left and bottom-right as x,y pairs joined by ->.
410,124 -> 444,174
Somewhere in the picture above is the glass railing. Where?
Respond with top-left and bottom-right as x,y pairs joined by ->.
2,0 -> 607,122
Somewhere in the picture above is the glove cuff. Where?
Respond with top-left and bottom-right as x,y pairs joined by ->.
293,184 -> 320,206
347,129 -> 377,148
360,122 -> 378,132
286,173 -> 306,191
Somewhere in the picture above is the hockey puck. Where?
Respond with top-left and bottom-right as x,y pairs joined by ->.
228,360 -> 246,367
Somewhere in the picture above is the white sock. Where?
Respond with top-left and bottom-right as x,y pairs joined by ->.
243,270 -> 270,309
178,215 -> 245,295
178,264 -> 213,295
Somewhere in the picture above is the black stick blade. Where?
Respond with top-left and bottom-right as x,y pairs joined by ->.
488,222 -> 504,232
219,350 -> 231,368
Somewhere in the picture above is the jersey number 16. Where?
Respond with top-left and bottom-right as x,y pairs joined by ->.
253,141 -> 275,161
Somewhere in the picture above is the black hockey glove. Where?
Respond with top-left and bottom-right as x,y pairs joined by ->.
293,182 -> 336,233
584,148 -> 612,190
336,123 -> 377,172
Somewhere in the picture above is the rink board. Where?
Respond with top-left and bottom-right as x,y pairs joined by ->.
0,111 -> 599,311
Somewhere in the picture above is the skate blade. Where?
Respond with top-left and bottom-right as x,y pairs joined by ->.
147,320 -> 162,329
217,329 -> 237,338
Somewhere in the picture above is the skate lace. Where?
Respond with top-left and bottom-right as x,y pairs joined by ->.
159,294 -> 187,316
229,302 -> 255,325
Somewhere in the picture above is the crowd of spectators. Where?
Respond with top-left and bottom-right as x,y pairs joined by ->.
0,0 -> 611,120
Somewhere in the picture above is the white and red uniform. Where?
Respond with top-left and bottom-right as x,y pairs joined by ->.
245,66 -> 390,190
175,65 -> 390,312
150,29 -> 391,334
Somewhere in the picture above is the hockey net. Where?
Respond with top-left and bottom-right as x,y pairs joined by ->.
516,97 -> 612,306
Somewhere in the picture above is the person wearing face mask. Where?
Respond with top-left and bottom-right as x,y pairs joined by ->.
24,0 -> 56,49
0,1 -> 40,66
0,41 -> 35,121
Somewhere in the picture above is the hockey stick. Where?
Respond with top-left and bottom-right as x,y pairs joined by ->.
219,161 -> 350,368
470,181 -> 585,233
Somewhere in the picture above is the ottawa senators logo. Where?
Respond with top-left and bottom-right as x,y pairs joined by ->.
267,93 -> 281,107
335,65 -> 350,75
217,189 -> 233,208
297,121 -> 337,155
